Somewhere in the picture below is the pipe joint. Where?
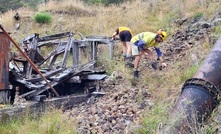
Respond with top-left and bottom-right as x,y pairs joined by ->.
182,78 -> 220,104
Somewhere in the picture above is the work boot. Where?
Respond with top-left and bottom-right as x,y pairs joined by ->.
125,56 -> 134,68
134,70 -> 139,79
123,55 -> 127,61
131,56 -> 135,61
125,62 -> 134,68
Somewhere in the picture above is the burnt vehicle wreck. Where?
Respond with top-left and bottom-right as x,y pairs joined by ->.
0,25 -> 115,105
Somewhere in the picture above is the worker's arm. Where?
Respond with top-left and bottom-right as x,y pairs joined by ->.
154,47 -> 162,58
112,28 -> 119,40
154,47 -> 167,67
112,31 -> 117,40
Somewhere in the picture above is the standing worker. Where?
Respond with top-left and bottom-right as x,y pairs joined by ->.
112,27 -> 133,66
131,30 -> 168,79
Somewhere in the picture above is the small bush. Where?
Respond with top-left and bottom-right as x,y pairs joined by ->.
180,64 -> 199,82
34,12 -> 52,24
214,26 -> 221,34
193,12 -> 203,21
137,103 -> 169,133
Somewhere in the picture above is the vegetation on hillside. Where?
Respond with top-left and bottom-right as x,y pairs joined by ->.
34,12 -> 52,24
0,110 -> 77,134
0,0 -> 46,12
0,0 -> 221,133
0,0 -> 130,13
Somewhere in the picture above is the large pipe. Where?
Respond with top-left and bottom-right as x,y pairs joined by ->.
163,36 -> 221,133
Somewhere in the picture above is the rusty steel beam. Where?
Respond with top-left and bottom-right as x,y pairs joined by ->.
0,31 -> 10,90
163,37 -> 221,133
0,25 -> 60,97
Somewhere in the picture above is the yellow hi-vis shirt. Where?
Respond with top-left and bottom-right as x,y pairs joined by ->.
131,32 -> 159,49
118,27 -> 132,35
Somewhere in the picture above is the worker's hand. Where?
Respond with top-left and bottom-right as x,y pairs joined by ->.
151,61 -> 158,70
161,62 -> 167,67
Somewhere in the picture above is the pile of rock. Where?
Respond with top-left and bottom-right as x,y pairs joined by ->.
65,71 -> 153,133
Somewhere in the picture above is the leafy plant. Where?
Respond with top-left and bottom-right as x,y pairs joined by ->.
137,103 -> 168,133
193,12 -> 203,21
34,12 -> 52,24
180,64 -> 199,82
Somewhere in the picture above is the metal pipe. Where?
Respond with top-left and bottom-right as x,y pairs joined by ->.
163,36 -> 221,133
0,25 -> 59,97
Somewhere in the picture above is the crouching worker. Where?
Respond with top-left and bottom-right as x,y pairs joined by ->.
131,30 -> 168,79
112,27 -> 133,67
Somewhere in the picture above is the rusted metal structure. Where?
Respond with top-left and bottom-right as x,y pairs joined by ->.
0,25 -> 115,104
0,30 -> 11,104
163,36 -> 221,133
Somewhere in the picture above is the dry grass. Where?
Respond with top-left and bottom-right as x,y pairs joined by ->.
2,0 -> 217,36
4,0 -> 217,39
0,0 -> 219,133
0,109 -> 77,134
38,0 -> 87,12
0,10 -> 17,32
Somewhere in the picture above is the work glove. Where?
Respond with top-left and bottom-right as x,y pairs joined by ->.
161,62 -> 167,67
159,62 -> 167,70
111,37 -> 115,41
151,61 -> 158,70
159,65 -> 163,70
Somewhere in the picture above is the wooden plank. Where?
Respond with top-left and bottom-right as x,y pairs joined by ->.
38,32 -> 73,42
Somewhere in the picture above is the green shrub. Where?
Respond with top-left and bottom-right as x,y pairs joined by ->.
34,12 -> 52,24
180,64 -> 199,82
137,103 -> 169,133
193,12 -> 203,20
214,26 -> 221,34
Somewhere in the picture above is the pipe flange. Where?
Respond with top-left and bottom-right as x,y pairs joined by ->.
182,78 -> 220,103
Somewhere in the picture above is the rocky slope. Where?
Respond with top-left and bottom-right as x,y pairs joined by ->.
62,12 -> 221,133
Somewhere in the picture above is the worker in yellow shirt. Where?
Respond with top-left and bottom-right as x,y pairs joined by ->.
131,30 -> 168,79
112,27 -> 133,66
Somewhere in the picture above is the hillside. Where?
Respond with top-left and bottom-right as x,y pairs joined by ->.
1,0 -> 221,133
